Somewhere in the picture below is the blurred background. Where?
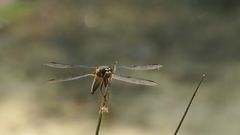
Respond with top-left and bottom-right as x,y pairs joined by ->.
0,0 -> 240,135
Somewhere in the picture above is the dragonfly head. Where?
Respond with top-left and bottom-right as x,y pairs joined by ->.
96,66 -> 113,78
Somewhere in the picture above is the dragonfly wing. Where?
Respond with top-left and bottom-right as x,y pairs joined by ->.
118,64 -> 162,70
112,74 -> 158,86
44,62 -> 96,69
91,76 -> 103,94
49,74 -> 94,83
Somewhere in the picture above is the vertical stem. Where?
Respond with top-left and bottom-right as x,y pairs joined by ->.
95,82 -> 109,135
174,74 -> 205,135
95,111 -> 103,135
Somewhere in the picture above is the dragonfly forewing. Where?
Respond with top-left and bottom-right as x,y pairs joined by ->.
44,62 -> 96,69
49,74 -> 94,83
119,64 -> 162,70
112,74 -> 158,86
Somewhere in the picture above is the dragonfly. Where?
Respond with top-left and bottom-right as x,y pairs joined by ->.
44,62 -> 162,94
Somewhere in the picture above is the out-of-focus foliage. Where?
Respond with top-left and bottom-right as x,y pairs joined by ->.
0,0 -> 240,135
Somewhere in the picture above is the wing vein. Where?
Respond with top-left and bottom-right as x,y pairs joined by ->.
49,74 -> 94,83
112,74 -> 158,86
119,64 -> 162,70
44,62 -> 96,69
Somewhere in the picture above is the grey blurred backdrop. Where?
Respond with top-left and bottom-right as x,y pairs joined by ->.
0,0 -> 240,135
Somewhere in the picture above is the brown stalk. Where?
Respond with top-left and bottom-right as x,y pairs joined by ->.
174,74 -> 206,135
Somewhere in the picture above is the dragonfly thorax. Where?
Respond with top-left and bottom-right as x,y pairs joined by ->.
96,66 -> 113,78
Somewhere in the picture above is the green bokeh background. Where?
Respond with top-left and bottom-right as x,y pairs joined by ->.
0,0 -> 240,135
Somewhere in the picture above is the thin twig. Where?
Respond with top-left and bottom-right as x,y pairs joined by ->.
95,111 -> 103,135
95,85 -> 109,135
174,74 -> 206,135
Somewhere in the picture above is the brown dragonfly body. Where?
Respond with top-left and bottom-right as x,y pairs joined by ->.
45,62 -> 162,94
91,66 -> 113,94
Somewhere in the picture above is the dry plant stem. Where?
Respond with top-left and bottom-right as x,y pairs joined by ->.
95,112 -> 103,135
174,74 -> 205,135
95,83 -> 110,135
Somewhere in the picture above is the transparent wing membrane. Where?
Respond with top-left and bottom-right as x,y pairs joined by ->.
44,62 -> 96,69
45,62 -> 160,87
112,74 -> 158,86
48,74 -> 94,83
119,64 -> 162,70
44,62 -> 162,70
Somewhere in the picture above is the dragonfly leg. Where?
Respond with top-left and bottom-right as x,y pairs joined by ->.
100,81 -> 104,96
